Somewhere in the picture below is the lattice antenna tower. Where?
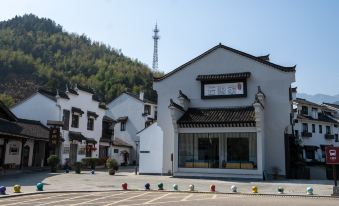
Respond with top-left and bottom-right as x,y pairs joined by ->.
152,23 -> 160,71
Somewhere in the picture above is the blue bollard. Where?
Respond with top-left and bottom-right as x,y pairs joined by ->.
0,186 -> 6,195
145,183 -> 150,190
91,170 -> 95,175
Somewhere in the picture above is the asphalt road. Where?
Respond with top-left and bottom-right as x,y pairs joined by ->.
0,191 -> 338,206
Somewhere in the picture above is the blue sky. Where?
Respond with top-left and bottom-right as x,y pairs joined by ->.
1,0 -> 338,95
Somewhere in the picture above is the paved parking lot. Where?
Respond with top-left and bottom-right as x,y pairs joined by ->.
0,191 -> 338,206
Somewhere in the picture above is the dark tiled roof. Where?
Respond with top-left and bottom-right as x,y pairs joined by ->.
154,44 -> 296,82
103,115 -> 115,123
178,90 -> 190,102
87,111 -> 99,119
323,103 -> 339,110
291,87 -> 297,93
68,131 -> 86,141
77,85 -> 95,94
294,98 -> 320,108
38,88 -> 69,100
113,138 -> 133,148
71,107 -> 84,115
68,88 -> 78,95
297,113 -> 338,124
86,137 -> 97,144
257,54 -> 270,61
47,120 -> 64,126
168,99 -> 185,112
99,103 -> 108,110
177,106 -> 256,128
0,101 -> 17,121
117,116 -> 128,122
123,92 -> 156,105
0,118 -> 49,140
196,72 -> 251,81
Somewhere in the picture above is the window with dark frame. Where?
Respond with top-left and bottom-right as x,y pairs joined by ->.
326,126 -> 331,134
114,149 -> 119,153
305,147 -> 315,160
144,105 -> 151,115
312,124 -> 315,133
319,125 -> 323,134
302,123 -> 308,132
62,110 -> 70,130
120,122 -> 126,131
301,106 -> 308,115
335,134 -> 339,142
87,117 -> 94,131
71,114 -> 79,128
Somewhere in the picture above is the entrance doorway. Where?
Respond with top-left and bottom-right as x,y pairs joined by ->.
22,145 -> 30,167
0,145 -> 4,166
69,144 -> 78,165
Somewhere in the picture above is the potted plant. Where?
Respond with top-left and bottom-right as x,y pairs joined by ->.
47,155 -> 59,173
271,166 -> 281,180
106,158 -> 118,175
74,162 -> 82,174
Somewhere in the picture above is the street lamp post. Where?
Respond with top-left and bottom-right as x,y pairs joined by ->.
135,140 -> 140,175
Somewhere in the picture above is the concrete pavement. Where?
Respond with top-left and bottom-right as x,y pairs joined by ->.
0,168 -> 336,196
0,191 -> 338,206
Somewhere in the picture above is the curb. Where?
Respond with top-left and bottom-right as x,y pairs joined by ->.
0,189 -> 337,199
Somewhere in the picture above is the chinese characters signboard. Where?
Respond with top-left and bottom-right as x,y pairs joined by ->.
325,146 -> 339,164
49,127 -> 60,145
204,82 -> 245,97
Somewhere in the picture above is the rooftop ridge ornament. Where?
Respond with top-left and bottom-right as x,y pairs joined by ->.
152,23 -> 160,71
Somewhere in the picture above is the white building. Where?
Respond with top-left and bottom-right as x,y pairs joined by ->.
0,101 -> 49,169
107,92 -> 157,164
292,98 -> 339,179
11,85 -> 131,165
140,43 -> 296,179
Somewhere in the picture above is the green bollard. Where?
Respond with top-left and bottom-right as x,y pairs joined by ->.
158,183 -> 164,190
36,183 -> 44,191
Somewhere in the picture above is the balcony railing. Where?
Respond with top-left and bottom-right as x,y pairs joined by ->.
301,131 -> 312,137
325,134 -> 335,139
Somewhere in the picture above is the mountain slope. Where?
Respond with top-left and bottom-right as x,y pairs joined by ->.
0,14 -> 159,106
297,93 -> 339,104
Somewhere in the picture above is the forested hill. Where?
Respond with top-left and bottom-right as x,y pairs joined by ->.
0,14 -> 159,107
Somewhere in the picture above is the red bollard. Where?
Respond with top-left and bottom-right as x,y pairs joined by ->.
122,183 -> 128,190
210,184 -> 216,192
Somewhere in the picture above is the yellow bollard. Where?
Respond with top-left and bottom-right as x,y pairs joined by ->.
13,185 -> 21,193
252,186 -> 258,193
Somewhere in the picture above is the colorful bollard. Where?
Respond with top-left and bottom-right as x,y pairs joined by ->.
189,184 -> 194,191
91,170 -> 95,175
158,183 -> 164,190
252,186 -> 258,193
36,183 -> 44,191
145,183 -> 150,190
306,187 -> 313,195
173,184 -> 178,191
122,183 -> 128,190
277,186 -> 284,194
13,185 -> 21,193
210,184 -> 216,192
0,186 -> 6,195
231,185 -> 237,193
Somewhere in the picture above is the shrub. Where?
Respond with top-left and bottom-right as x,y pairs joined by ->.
106,158 -> 119,171
81,158 -> 100,169
74,162 -> 82,174
47,155 -> 59,172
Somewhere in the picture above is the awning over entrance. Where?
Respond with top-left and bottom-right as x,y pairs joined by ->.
68,131 -> 97,144
177,106 -> 256,128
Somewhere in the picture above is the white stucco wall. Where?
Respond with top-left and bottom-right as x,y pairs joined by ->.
154,47 -> 295,176
138,122 -> 163,174
107,93 -> 149,162
12,93 -> 59,126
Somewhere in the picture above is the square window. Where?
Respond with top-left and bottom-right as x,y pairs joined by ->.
114,149 -> 119,153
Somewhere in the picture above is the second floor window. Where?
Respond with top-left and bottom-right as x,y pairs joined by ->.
326,126 -> 331,134
302,123 -> 308,132
312,124 -> 315,133
87,117 -> 94,131
301,106 -> 308,115
144,105 -> 151,115
120,122 -> 126,131
71,114 -> 79,128
319,125 -> 323,134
